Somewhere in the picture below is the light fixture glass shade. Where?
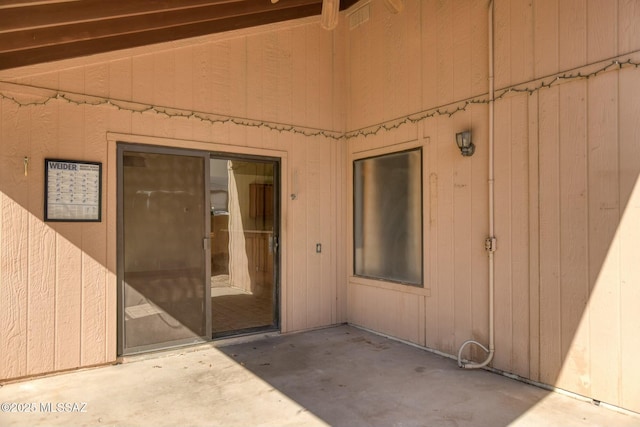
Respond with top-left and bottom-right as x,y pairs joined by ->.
455,131 -> 475,156
456,131 -> 470,149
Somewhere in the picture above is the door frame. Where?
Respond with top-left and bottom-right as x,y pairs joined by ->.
116,141 -> 282,356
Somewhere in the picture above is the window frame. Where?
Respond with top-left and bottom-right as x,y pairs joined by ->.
352,146 -> 424,287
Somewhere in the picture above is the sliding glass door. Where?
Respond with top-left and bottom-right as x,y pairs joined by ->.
118,145 -> 211,355
117,145 -> 280,355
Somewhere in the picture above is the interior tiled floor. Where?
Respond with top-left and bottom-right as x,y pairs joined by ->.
211,274 -> 274,334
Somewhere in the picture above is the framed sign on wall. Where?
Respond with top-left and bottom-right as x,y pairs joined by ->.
44,158 -> 102,222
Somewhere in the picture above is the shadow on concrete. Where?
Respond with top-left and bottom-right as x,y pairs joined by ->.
1,325 -> 638,427
218,325 -> 636,427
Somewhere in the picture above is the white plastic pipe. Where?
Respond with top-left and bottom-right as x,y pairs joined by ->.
457,0 -> 495,370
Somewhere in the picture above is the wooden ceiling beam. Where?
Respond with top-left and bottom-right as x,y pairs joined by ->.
0,1 -> 320,52
0,1 -> 276,31
0,0 -> 360,71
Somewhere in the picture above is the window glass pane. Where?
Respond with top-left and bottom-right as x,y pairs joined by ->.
354,149 -> 422,285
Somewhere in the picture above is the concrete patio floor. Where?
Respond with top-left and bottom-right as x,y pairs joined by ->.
0,325 -> 638,427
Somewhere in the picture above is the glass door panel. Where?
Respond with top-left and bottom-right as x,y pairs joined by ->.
209,158 -> 278,336
119,147 -> 210,354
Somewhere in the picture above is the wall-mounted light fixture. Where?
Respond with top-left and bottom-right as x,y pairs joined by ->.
456,131 -> 475,157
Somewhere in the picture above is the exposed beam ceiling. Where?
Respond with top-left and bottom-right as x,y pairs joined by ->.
0,0 -> 359,71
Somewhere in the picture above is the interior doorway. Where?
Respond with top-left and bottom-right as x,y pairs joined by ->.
117,144 -> 279,356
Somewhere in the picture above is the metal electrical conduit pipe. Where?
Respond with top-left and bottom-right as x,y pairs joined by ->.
457,0 -> 496,369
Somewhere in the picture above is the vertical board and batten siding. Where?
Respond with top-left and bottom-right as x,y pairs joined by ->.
0,17 -> 346,381
346,0 -> 640,413
530,0 -> 640,411
346,0 -> 491,357
493,0 -> 534,379
618,65 -> 640,414
1,88 -> 29,379
346,0 -> 426,346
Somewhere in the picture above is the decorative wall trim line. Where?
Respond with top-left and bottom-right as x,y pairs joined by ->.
345,51 -> 640,139
1,50 -> 639,141
0,81 -> 344,141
